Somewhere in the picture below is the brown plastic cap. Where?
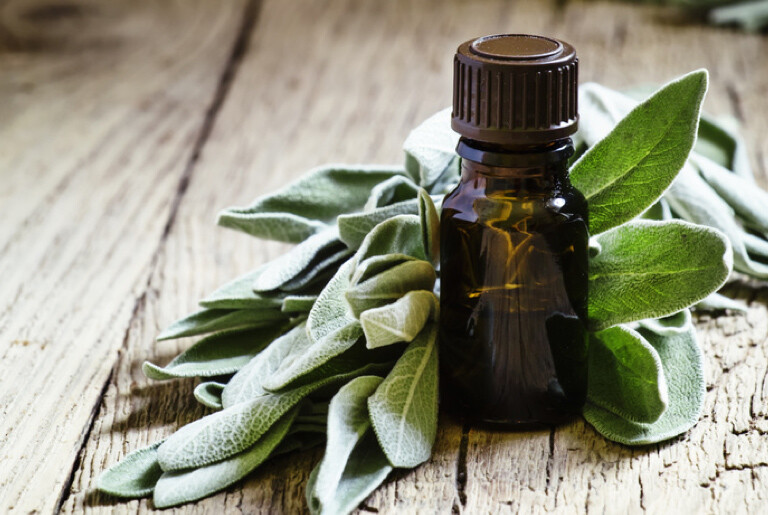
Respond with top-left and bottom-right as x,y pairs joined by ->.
452,34 -> 578,145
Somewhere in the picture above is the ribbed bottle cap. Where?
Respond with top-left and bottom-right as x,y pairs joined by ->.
452,34 -> 578,145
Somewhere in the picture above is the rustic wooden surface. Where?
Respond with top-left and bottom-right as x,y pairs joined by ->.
1,0 -> 767,513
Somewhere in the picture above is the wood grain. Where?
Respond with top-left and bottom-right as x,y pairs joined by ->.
0,0 -> 249,512
3,0 -> 767,512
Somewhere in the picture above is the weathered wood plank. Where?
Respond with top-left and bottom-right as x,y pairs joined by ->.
56,0 -> 768,513
0,0 -> 250,512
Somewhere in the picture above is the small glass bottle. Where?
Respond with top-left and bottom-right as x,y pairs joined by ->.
440,34 -> 588,427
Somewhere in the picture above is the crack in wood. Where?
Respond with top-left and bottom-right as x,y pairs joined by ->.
456,422 -> 470,509
51,0 -> 264,511
545,425 -> 555,494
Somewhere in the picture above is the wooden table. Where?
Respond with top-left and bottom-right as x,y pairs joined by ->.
2,0 -> 767,512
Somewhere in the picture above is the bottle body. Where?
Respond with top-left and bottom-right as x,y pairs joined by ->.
439,139 -> 588,427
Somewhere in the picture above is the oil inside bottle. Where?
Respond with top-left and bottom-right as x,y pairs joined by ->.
439,157 -> 588,427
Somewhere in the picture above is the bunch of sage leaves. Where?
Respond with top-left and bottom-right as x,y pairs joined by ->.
98,69 -> 765,513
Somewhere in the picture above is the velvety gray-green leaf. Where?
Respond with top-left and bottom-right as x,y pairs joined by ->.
361,290 -> 438,349
337,199 -> 420,249
157,308 -> 286,341
194,381 -> 225,410
587,325 -> 667,424
199,266 -> 285,310
153,407 -> 298,508
403,107 -> 460,189
345,260 -> 436,318
570,70 -> 708,235
695,292 -> 747,313
222,323 -> 313,408
308,376 -> 387,515
217,164 -> 406,243
589,220 -> 732,330
282,294 -> 318,314
354,214 -> 426,263
254,228 -> 350,292
159,366 -> 377,471
584,309 -> 705,445
307,259 -> 356,343
364,175 -> 421,210
263,322 -> 363,392
97,440 -> 164,499
351,254 -> 418,286
368,324 -> 438,468
666,164 -> 768,279
418,189 -> 440,266
636,309 -> 693,336
143,327 -> 285,380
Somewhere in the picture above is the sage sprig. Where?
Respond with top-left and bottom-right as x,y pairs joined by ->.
98,68 -> 766,513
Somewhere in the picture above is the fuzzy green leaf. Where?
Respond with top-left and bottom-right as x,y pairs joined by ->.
361,290 -> 438,349
351,254 -> 419,286
364,175 -> 421,210
153,407 -> 298,508
355,214 -> 427,263
695,292 -> 747,313
418,189 -> 440,266
307,259 -> 357,343
193,382 -> 225,410
158,366 -> 382,471
308,376 -> 391,515
143,327 -> 286,380
368,324 -> 438,468
199,266 -> 285,310
97,440 -> 164,498
254,228 -> 351,292
589,220 -> 732,330
157,308 -> 287,341
402,107 -> 460,189
222,323 -> 313,408
345,261 -> 436,318
570,70 -> 708,235
584,309 -> 705,445
587,326 -> 667,424
282,294 -> 318,314
337,199 -> 420,249
217,165 -> 406,243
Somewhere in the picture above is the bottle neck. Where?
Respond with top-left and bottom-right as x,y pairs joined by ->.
457,137 -> 574,194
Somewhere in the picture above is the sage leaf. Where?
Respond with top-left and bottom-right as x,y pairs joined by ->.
97,440 -> 164,498
307,259 -> 357,343
364,175 -> 421,210
308,376 -> 391,515
307,431 -> 392,515
695,292 -> 747,313
337,199 -> 420,249
694,154 -> 768,234
218,165 -> 407,243
355,214 -> 427,263
351,254 -> 418,286
368,324 -> 438,468
193,381 -> 225,410
570,70 -> 708,235
587,326 -> 667,424
199,266 -> 285,310
418,189 -> 440,266
254,228 -> 351,292
143,327 -> 285,380
666,164 -> 768,279
282,294 -> 318,314
402,107 -> 460,190
153,407 -> 299,508
589,220 -> 732,330
696,113 -> 753,181
157,308 -> 287,341
159,367 -> 379,471
636,309 -> 692,336
361,290 -> 438,349
584,309 -> 705,445
263,322 -> 363,392
222,323 -> 313,408
345,260 -> 436,318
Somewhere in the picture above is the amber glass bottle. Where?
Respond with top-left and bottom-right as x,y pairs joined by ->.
440,34 -> 588,427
